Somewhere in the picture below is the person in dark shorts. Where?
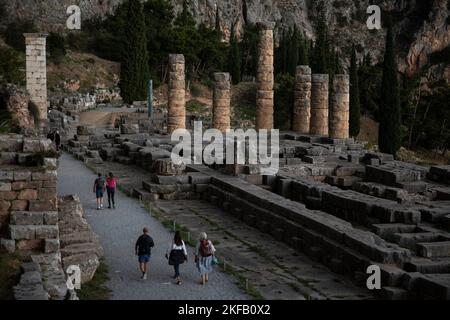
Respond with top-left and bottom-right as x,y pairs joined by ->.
54,130 -> 61,151
135,227 -> 155,280
93,173 -> 106,210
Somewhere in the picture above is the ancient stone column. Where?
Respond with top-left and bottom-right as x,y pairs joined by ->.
330,75 -> 350,139
310,74 -> 329,136
256,22 -> 275,130
24,33 -> 48,121
292,66 -> 312,134
213,72 -> 231,132
168,54 -> 186,134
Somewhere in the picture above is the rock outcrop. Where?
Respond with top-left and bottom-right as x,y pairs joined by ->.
0,84 -> 35,131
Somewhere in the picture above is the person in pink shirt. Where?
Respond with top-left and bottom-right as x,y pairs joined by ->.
106,172 -> 117,209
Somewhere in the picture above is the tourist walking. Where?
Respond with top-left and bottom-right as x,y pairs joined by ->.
166,231 -> 188,285
93,173 -> 106,210
135,227 -> 155,280
195,232 -> 216,285
54,130 -> 61,151
106,172 -> 117,209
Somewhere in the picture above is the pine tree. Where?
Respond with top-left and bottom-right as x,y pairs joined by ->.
120,0 -> 150,104
349,44 -> 361,137
228,29 -> 241,85
379,18 -> 402,155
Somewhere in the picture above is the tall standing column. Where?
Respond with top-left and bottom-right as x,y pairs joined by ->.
293,66 -> 312,133
310,74 -> 329,136
213,72 -> 231,132
330,75 -> 350,139
168,54 -> 186,134
24,33 -> 48,121
256,22 -> 275,130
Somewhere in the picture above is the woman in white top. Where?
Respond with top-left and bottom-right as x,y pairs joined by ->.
166,231 -> 188,285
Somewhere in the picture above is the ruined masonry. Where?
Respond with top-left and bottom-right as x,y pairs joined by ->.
24,33 -> 48,121
329,75 -> 350,139
256,22 -> 275,130
212,72 -> 231,132
310,74 -> 329,136
293,66 -> 312,134
167,54 -> 186,134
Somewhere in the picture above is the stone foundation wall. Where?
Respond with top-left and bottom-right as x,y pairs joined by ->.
0,135 -> 59,254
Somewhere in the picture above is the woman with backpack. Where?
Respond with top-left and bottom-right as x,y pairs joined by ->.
166,231 -> 188,285
195,232 -> 216,285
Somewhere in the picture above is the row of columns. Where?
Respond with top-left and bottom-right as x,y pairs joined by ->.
162,23 -> 350,140
294,67 -> 350,139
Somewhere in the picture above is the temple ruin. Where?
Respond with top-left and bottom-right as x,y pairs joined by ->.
24,33 -> 48,122
293,66 -> 312,134
255,22 -> 275,130
167,54 -> 186,134
212,72 -> 231,132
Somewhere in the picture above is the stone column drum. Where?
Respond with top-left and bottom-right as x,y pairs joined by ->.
213,72 -> 231,132
256,22 -> 275,130
167,54 -> 186,134
310,74 -> 329,136
292,66 -> 312,134
24,33 -> 48,121
330,75 -> 350,139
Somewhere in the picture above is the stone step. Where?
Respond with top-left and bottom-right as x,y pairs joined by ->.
392,232 -> 440,252
60,242 -> 103,258
418,274 -> 450,299
417,241 -> 450,258
404,257 -> 450,274
59,231 -> 99,247
131,188 -> 158,202
380,287 -> 410,300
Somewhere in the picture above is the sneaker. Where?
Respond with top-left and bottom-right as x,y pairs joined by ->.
142,273 -> 147,280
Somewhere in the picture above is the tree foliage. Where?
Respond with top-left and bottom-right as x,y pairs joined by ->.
119,0 -> 150,103
379,18 -> 402,155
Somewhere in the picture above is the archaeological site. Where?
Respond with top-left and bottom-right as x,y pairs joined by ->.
1,0 -> 450,308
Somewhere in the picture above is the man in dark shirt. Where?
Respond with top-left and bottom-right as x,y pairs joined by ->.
135,227 -> 155,280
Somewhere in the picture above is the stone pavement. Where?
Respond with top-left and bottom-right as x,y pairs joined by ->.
57,153 -> 249,300
61,153 -> 374,300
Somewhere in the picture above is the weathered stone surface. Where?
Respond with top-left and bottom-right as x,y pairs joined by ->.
293,66 -> 311,134
329,75 -> 349,139
212,72 -> 231,132
310,74 -> 329,136
11,211 -> 44,225
167,54 -> 186,133
0,238 -> 16,253
256,24 -> 274,130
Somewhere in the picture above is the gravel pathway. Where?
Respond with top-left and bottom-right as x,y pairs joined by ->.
57,153 -> 249,300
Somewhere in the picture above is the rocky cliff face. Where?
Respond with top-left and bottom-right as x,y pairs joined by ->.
2,0 -> 449,77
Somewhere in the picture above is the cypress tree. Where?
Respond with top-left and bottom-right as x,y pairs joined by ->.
349,44 -> 361,137
379,18 -> 402,155
228,30 -> 241,85
298,34 -> 308,66
287,26 -> 299,76
120,0 -> 150,104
